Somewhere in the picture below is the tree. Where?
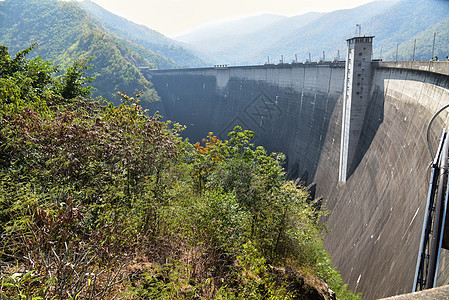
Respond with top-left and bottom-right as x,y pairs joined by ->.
56,58 -> 94,99
0,44 -> 95,106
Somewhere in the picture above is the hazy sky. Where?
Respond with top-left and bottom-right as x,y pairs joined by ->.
81,0 -> 377,37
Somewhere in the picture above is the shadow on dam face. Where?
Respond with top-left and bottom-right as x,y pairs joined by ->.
148,65 -> 345,184
348,79 -> 385,178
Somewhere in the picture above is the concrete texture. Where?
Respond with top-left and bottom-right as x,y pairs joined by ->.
143,61 -> 449,299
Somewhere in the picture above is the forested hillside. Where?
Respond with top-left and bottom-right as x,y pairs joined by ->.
76,0 -> 207,67
0,0 -> 175,105
0,45 -> 358,299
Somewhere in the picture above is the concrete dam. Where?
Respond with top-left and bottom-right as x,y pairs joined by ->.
143,49 -> 449,299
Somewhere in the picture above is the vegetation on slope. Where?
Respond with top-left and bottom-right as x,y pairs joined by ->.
0,46 -> 359,299
0,0 -> 174,104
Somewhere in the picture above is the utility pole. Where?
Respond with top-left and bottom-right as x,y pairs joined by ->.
413,39 -> 416,61
356,24 -> 361,36
432,32 -> 436,59
396,43 -> 399,61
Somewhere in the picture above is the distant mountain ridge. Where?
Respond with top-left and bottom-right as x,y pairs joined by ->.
176,14 -> 286,54
177,0 -> 449,64
178,12 -> 325,65
256,0 -> 398,63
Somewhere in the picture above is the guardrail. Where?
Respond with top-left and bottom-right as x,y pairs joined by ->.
373,61 -> 449,76
140,61 -> 346,74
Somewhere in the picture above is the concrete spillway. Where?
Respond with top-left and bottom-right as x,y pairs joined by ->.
143,61 -> 449,299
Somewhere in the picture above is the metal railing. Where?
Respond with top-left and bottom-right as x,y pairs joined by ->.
413,129 -> 449,291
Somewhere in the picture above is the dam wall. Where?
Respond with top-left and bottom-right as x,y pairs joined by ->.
144,61 -> 449,299
147,63 -> 345,181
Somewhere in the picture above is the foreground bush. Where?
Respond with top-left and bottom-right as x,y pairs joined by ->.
0,45 -> 359,299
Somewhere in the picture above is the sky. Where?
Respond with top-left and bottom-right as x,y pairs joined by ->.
78,0 -> 377,37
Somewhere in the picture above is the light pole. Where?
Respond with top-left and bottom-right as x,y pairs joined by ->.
413,39 -> 416,61
395,43 -> 399,61
431,32 -> 436,59
356,24 -> 361,36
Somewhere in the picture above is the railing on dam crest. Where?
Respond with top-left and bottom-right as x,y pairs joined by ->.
373,60 -> 449,77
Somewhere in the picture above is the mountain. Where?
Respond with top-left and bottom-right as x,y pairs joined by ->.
177,14 -> 286,47
76,0 -> 207,67
253,0 -> 398,63
0,0 -> 177,104
391,17 -> 449,61
177,0 -> 449,65
178,12 -> 325,65
214,12 -> 326,65
176,14 -> 287,63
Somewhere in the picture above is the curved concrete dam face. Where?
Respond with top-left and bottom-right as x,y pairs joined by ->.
144,62 -> 449,299
148,64 -> 345,182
